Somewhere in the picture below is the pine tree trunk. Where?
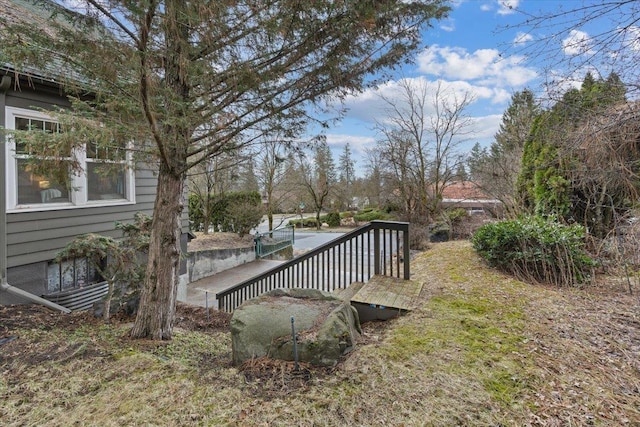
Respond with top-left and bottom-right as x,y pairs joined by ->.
130,165 -> 184,339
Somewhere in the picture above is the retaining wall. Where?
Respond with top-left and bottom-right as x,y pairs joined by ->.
186,247 -> 255,283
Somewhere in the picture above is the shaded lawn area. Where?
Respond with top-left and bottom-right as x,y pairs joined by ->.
1,241 -> 639,426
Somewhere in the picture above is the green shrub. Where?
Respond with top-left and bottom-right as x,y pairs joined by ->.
325,211 -> 341,227
472,216 -> 595,286
288,218 -> 319,228
288,218 -> 301,228
188,193 -> 205,231
303,217 -> 318,228
189,191 -> 263,236
445,208 -> 469,224
354,209 -> 390,222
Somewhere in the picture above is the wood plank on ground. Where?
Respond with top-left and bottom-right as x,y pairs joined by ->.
350,275 -> 423,311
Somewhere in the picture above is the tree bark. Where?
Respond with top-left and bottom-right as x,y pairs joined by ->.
130,165 -> 184,339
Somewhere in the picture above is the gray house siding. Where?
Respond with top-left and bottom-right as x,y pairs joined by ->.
6,167 -> 157,268
1,73 -> 190,306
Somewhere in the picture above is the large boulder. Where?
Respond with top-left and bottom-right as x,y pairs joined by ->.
231,288 -> 361,366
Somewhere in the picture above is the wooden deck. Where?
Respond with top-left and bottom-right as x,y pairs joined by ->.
351,275 -> 423,310
336,275 -> 424,321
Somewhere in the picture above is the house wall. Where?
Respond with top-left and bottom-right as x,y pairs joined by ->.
1,74 -> 190,306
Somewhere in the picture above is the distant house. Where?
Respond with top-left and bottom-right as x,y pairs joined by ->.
441,181 -> 502,216
0,0 -> 189,309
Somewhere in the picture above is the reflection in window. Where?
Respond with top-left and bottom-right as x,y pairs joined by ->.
87,163 -> 126,201
14,116 -> 70,205
17,159 -> 70,204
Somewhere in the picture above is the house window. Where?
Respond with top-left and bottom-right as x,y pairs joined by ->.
86,141 -> 127,201
5,107 -> 135,211
14,116 -> 72,205
47,257 -> 104,294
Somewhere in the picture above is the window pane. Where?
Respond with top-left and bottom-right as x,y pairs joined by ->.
87,162 -> 126,200
15,117 -> 30,131
15,118 -> 61,154
87,141 -> 125,161
76,258 -> 88,288
47,263 -> 61,293
30,120 -> 44,131
61,260 -> 75,290
17,159 -> 70,205
15,117 -> 31,153
44,121 -> 58,133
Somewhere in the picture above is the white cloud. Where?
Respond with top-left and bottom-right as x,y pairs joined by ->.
339,77 -> 507,130
497,0 -> 520,15
620,25 -> 640,52
513,32 -> 533,46
440,22 -> 455,32
562,29 -> 593,56
416,45 -> 538,87
471,114 -> 502,140
325,133 -> 375,154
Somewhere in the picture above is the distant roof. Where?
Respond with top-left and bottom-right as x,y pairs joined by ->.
441,181 -> 492,201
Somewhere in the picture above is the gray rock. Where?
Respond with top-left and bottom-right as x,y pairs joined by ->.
231,288 -> 361,366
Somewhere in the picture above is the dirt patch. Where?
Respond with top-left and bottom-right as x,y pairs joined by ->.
0,302 -> 231,368
0,304 -> 100,334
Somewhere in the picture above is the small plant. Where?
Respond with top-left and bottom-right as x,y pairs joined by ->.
325,211 -> 341,227
472,215 -> 596,286
56,212 -> 151,320
303,217 -> 318,228
354,209 -> 391,222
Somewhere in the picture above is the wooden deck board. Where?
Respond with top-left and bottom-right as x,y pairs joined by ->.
350,275 -> 423,311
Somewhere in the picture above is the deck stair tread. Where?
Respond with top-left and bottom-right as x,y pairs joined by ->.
332,281 -> 366,302
349,275 -> 423,311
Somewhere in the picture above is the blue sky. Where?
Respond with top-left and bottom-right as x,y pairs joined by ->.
60,0 -> 632,177
321,0 -> 624,176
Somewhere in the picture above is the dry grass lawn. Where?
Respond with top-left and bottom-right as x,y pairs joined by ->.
1,240 -> 639,426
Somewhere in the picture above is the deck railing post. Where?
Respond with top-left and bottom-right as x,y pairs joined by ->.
373,225 -> 381,275
403,223 -> 410,279
255,234 -> 261,258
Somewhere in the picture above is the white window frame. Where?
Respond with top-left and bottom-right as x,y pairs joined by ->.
5,106 -> 136,212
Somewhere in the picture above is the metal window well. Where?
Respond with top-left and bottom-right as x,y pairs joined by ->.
42,281 -> 109,311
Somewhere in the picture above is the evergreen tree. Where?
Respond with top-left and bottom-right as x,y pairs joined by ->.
337,143 -> 356,209
239,156 -> 260,193
470,89 -> 539,216
516,72 -> 633,236
2,0 -> 450,339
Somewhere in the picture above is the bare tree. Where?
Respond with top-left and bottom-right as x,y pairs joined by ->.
468,89 -> 540,217
187,149 -> 251,234
255,136 -> 297,231
362,149 -> 386,209
374,79 -> 475,221
296,141 -> 335,230
564,102 -> 640,236
503,1 -> 640,99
